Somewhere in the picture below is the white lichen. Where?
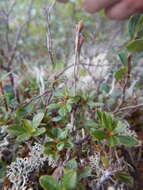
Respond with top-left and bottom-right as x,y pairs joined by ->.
0,135 -> 9,147
89,152 -> 100,171
0,126 -> 9,148
48,155 -> 58,168
7,143 -> 57,190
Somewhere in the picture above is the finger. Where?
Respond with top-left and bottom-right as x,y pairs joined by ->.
84,0 -> 120,13
105,0 -> 139,20
57,0 -> 69,3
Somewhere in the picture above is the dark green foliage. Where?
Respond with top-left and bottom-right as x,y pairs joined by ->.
0,1 -> 143,189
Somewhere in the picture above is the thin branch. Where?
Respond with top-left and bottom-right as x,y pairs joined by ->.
55,63 -> 101,79
118,103 -> 143,112
73,20 -> 84,94
44,1 -> 56,65
11,0 -> 35,56
113,54 -> 133,113
15,89 -> 50,109
1,0 -> 16,50
4,0 -> 35,103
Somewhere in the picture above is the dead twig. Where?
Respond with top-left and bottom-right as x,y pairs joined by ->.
74,20 -> 84,94
1,0 -> 35,104
44,1 -> 56,66
117,103 -> 143,112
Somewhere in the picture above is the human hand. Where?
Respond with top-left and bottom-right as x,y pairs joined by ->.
84,0 -> 143,20
56,0 -> 69,3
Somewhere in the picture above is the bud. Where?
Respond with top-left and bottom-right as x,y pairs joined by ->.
75,20 -> 84,32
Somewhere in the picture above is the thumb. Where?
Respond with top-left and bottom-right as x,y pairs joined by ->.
84,0 -> 120,13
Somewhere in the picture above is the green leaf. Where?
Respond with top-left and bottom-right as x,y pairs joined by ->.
49,128 -> 68,140
100,82 -> 110,93
91,129 -> 106,140
32,127 -> 46,136
58,129 -> 68,140
52,128 -> 61,139
128,14 -> 143,40
128,14 -> 141,39
96,110 -> 114,130
67,96 -> 80,104
102,112 -> 113,130
56,142 -> 65,151
22,119 -> 35,133
117,136 -> 139,146
44,142 -> 54,155
52,116 -> 62,122
66,104 -> 72,112
7,125 -> 25,135
58,107 -> 67,117
96,110 -> 103,122
107,114 -> 114,130
48,104 -> 60,110
116,172 -> 133,186
108,136 -> 119,147
16,104 -> 34,117
112,121 -> 125,134
17,133 -> 31,142
115,67 -> 127,80
65,159 -> 77,170
79,167 -> 92,180
136,15 -> 143,36
63,169 -> 77,190
65,139 -> 74,149
32,112 -> 44,128
39,175 -> 60,190
87,101 -> 103,107
118,52 -> 128,66
102,112 -> 109,128
85,120 -> 98,128
126,39 -> 143,53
